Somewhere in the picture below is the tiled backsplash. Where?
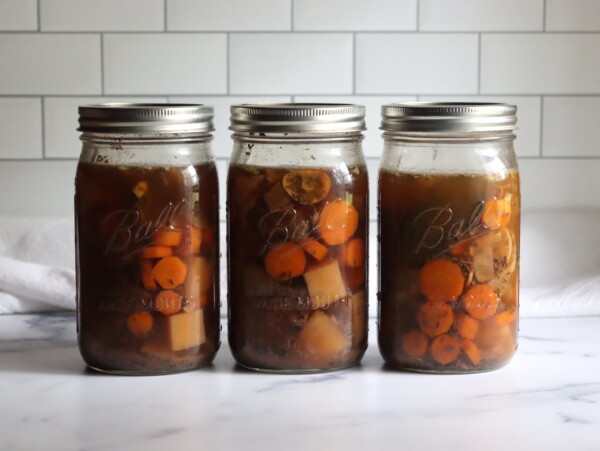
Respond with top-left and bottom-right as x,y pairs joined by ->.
1,0 -> 600,219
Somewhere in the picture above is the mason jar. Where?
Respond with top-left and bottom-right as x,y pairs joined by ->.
227,103 -> 369,373
378,103 -> 520,373
75,104 -> 220,375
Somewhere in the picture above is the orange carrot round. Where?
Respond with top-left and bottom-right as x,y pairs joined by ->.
341,238 -> 365,268
154,289 -> 182,315
140,246 -> 173,259
317,199 -> 359,245
454,313 -> 480,340
417,300 -> 454,338
152,230 -> 182,247
419,258 -> 465,301
140,259 -> 158,290
152,256 -> 188,289
401,330 -> 429,357
282,169 -> 332,205
482,197 -> 511,229
126,311 -> 153,336
490,309 -> 516,327
460,338 -> 482,365
463,284 -> 499,319
298,237 -> 329,261
264,242 -> 307,281
430,334 -> 460,365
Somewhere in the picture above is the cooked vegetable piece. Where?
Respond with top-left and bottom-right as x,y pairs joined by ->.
344,265 -> 366,289
126,311 -> 153,336
449,241 -> 469,256
303,259 -> 348,308
490,309 -> 516,327
430,334 -> 460,365
282,169 -> 332,205
460,338 -> 482,365
482,196 -> 511,228
154,289 -> 182,315
186,256 -> 213,300
402,330 -> 429,357
152,256 -> 188,289
179,226 -> 202,255
168,309 -> 206,351
140,246 -> 173,259
419,258 -> 465,301
476,323 -> 515,362
417,300 -> 454,338
152,230 -> 182,247
296,310 -> 351,360
264,242 -> 307,281
463,284 -> 499,319
140,259 -> 158,290
454,313 -> 480,340
317,199 -> 359,245
132,181 -> 148,198
183,294 -> 207,312
298,237 -> 328,261
341,238 -> 365,268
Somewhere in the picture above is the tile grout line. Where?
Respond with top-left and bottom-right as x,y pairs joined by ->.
3,30 -> 600,35
1,93 -> 599,98
539,96 -> 544,157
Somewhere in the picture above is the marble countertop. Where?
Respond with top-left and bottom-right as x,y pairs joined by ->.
0,314 -> 599,451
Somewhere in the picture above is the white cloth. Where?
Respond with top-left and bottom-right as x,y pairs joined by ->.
0,210 -> 599,316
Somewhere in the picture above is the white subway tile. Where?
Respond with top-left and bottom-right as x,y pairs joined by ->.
519,158 -> 600,209
0,0 -> 37,30
0,34 -> 101,95
167,0 -> 291,31
294,0 -> 416,31
419,0 -> 543,31
168,96 -> 292,158
40,0 -> 164,31
0,161 -> 77,217
356,34 -> 478,94
230,33 -> 353,95
419,96 -> 541,157
481,34 -> 600,94
543,97 -> 600,157
546,0 -> 600,31
0,98 -> 42,159
104,34 -> 227,95
44,97 -> 167,159
295,95 -> 416,157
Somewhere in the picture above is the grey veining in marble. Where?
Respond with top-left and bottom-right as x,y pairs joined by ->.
0,314 -> 599,451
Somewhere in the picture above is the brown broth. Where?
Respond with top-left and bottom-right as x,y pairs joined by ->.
75,162 -> 220,373
228,164 -> 369,371
378,170 -> 520,372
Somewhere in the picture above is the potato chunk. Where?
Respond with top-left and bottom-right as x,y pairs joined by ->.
168,310 -> 206,351
303,260 -> 348,308
296,311 -> 350,361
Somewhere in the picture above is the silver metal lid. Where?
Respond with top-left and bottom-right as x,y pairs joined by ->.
78,103 -> 214,134
381,102 -> 517,133
229,103 -> 366,133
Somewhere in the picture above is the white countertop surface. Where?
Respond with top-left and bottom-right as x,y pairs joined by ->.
1,313 -> 599,451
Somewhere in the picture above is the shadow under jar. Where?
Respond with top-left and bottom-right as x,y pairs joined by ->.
75,104 -> 220,375
227,104 -> 369,373
378,103 -> 521,373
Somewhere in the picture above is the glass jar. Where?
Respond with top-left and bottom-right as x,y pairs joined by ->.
227,103 -> 369,373
75,104 -> 220,375
378,103 -> 520,373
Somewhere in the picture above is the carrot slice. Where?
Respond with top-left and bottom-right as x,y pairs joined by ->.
126,312 -> 153,336
282,169 -> 332,205
460,338 -> 482,365
340,238 -> 365,268
417,300 -> 454,338
152,256 -> 188,289
154,289 -> 182,315
430,334 -> 460,365
132,181 -> 148,198
152,230 -> 182,247
449,241 -> 469,256
454,313 -> 480,340
140,259 -> 158,290
317,199 -> 359,245
178,226 -> 202,255
264,242 -> 307,281
463,284 -> 499,319
344,265 -> 366,289
298,237 -> 328,261
140,246 -> 173,259
419,258 -> 465,301
490,309 -> 516,327
401,330 -> 429,357
482,197 -> 511,229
